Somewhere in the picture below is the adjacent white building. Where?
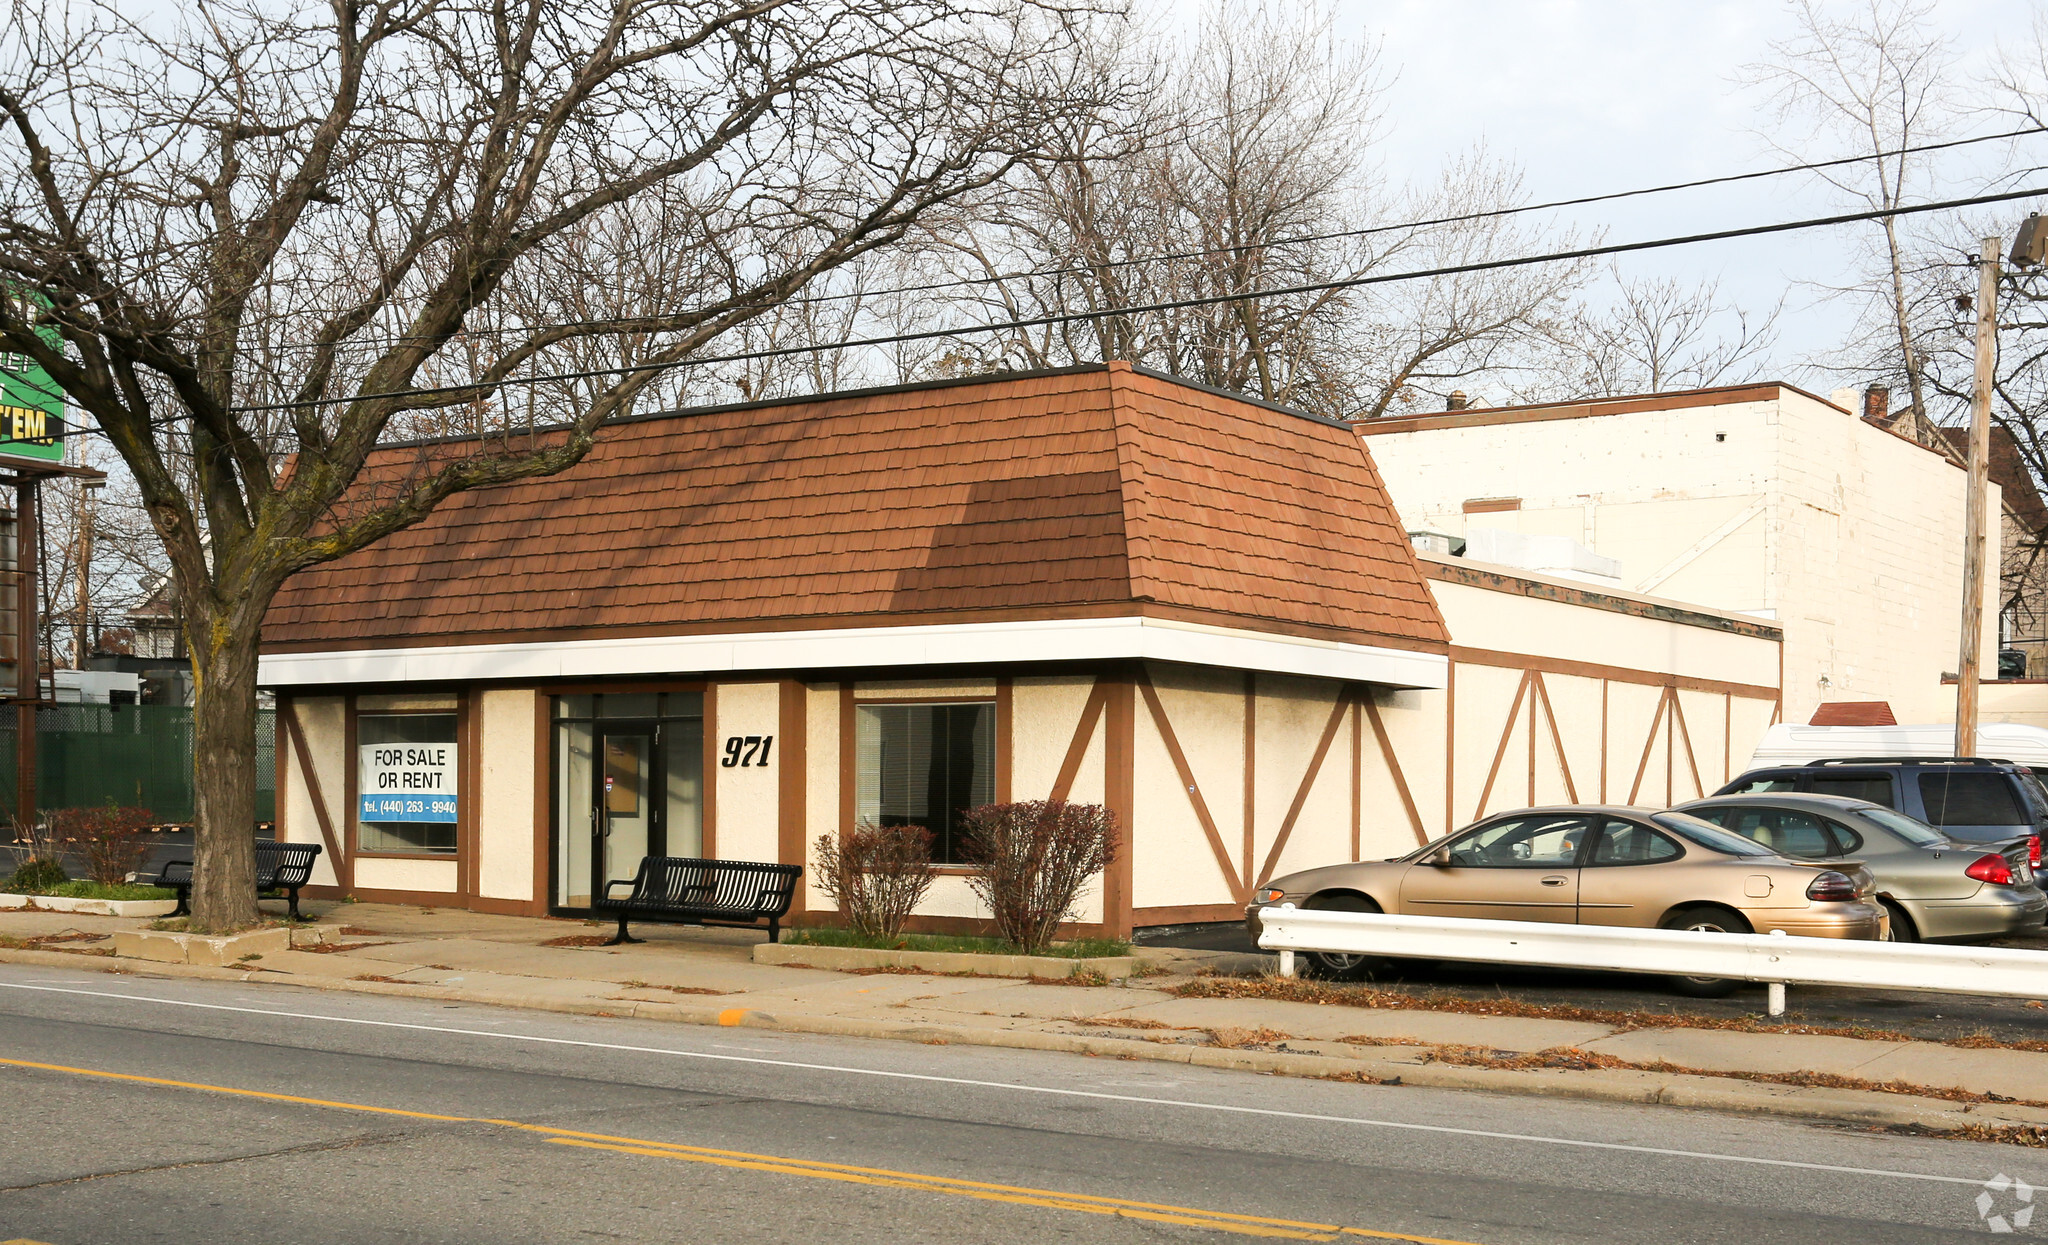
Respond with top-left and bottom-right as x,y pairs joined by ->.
1358,383 -> 1999,728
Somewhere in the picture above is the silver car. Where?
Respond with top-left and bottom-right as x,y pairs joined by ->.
1675,793 -> 2047,942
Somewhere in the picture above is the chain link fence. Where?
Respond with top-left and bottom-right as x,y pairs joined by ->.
0,705 -> 275,823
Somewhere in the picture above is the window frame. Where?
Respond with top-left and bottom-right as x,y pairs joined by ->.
347,697 -> 467,860
852,697 -> 1001,868
1441,814 -> 1597,869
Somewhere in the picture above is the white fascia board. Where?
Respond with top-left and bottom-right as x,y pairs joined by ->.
258,615 -> 1448,691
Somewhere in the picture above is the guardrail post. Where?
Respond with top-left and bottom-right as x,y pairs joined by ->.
1767,930 -> 1787,1017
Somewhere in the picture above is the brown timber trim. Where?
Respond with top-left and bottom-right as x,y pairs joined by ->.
1134,903 -> 1246,927
301,885 -> 463,907
528,679 -> 709,696
1462,496 -> 1521,514
1424,562 -> 1783,640
1473,671 -> 1534,820
1599,679 -> 1610,803
1049,680 -> 1109,803
995,677 -> 1013,803
343,694 -> 358,858
282,700 -> 347,891
1627,689 -> 1673,804
1103,667 -> 1136,938
1136,669 -> 1243,904
849,694 -> 1003,704
1449,646 -> 1778,700
1255,687 -> 1352,887
468,894 -> 546,918
1361,694 -> 1427,846
1242,672 -> 1256,890
777,679 -> 807,918
459,689 -> 481,901
534,691 -> 551,911
702,682 -> 719,859
1670,689 -> 1704,799
837,683 -> 855,839
1349,697 -> 1361,861
351,848 -> 461,861
1531,673 -> 1579,803
1723,692 -> 1733,785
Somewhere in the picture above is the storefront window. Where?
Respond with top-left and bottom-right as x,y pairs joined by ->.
553,693 -> 704,909
357,713 -> 459,854
855,702 -> 995,864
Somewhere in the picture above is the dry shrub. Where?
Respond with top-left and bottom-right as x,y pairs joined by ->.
813,821 -> 937,939
50,805 -> 156,886
958,801 -> 1117,954
6,815 -> 65,889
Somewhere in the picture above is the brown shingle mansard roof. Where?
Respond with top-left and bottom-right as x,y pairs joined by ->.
261,363 -> 1449,654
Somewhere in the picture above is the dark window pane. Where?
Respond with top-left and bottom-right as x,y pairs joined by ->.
1591,820 -> 1682,865
1765,811 -> 1835,858
553,695 -> 593,720
599,693 -> 660,719
1807,774 -> 1894,806
855,703 -> 996,864
1731,775 -> 1799,793
1918,772 -> 2026,827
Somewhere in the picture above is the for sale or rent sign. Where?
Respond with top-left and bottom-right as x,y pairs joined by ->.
358,743 -> 458,823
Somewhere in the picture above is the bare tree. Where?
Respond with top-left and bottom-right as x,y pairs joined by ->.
1544,266 -> 1783,397
1746,0 -> 1956,422
0,0 -> 1112,930
901,3 -> 1586,421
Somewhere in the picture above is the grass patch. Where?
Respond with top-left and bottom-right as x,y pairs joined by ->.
784,928 -> 1131,959
8,880 -> 176,901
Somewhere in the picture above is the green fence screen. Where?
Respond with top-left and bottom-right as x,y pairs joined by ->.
0,705 -> 275,823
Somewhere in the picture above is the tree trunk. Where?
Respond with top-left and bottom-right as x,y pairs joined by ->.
187,615 -> 262,932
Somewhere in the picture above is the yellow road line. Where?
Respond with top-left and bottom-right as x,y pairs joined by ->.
0,1056 -> 1485,1245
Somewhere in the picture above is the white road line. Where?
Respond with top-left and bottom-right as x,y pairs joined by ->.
0,976 -> 2019,1189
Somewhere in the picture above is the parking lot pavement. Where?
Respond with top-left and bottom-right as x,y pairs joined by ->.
1134,920 -> 2048,1042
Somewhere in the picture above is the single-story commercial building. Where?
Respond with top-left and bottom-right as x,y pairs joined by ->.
261,364 -> 1782,936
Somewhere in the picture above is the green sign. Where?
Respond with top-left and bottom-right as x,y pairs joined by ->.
0,287 -> 65,463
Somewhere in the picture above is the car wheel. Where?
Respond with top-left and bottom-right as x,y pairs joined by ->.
1300,893 -> 1384,982
1879,899 -> 1919,943
1658,905 -> 1753,998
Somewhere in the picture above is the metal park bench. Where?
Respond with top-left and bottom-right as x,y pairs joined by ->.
594,856 -> 803,946
156,840 -> 323,920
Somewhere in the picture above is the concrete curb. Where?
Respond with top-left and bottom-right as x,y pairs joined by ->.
7,946 -> 2044,1135
753,942 -> 1140,979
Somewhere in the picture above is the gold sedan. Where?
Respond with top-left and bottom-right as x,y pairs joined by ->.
1245,805 -> 1886,995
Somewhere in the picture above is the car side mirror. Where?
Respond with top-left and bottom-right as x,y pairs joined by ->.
1424,848 -> 1451,866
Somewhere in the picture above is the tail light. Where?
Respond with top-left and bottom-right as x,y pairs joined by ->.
2030,836 -> 2041,868
1805,871 -> 1859,902
1967,854 -> 2016,886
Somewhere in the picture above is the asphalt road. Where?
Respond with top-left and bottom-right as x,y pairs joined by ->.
1138,921 -> 2048,1042
0,962 -> 2042,1243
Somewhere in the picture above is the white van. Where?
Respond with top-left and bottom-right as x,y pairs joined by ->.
1745,722 -> 2048,773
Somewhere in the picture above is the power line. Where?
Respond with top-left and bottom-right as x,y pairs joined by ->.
228,183 -> 2048,415
256,122 -> 2046,352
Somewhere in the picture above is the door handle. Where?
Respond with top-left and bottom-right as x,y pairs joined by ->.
1540,875 -> 1567,886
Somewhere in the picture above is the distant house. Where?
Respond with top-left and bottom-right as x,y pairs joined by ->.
260,365 -> 1780,931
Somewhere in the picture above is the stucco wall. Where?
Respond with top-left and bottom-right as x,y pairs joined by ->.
712,681 -> 781,864
476,689 -> 537,903
280,696 -> 347,889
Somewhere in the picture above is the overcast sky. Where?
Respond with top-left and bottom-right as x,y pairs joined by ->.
1143,0 -> 2045,404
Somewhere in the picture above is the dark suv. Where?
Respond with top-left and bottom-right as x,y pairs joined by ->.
1714,757 -> 2048,848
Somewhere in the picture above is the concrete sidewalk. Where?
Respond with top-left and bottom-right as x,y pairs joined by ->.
8,900 -> 2048,1136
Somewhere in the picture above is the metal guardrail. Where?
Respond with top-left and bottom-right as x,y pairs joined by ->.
1255,904 -> 2048,1016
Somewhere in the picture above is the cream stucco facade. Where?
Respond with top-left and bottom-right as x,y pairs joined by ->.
269,560 -> 1781,935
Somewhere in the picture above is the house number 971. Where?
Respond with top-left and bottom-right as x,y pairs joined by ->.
721,735 -> 773,768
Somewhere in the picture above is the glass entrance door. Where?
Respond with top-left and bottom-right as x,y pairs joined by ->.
553,694 -> 706,912
596,729 -> 656,903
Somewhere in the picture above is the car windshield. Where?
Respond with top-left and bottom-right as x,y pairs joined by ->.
1650,812 -> 1778,857
1858,806 -> 1950,848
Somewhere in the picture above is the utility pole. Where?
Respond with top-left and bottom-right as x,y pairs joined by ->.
72,478 -> 99,669
1956,235 -> 2000,758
